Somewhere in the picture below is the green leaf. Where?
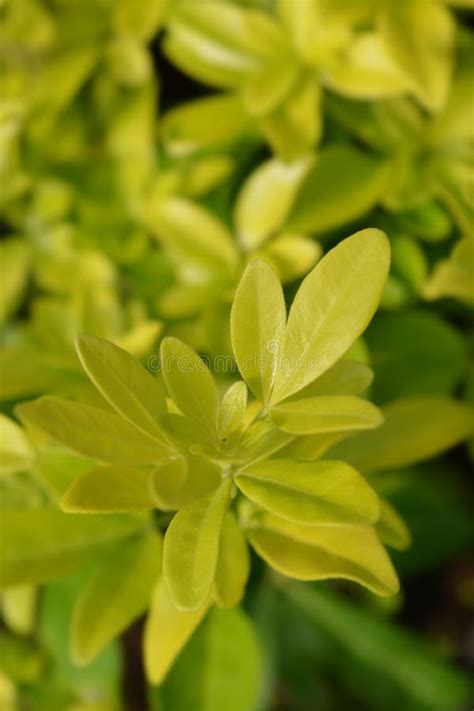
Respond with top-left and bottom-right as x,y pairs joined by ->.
236,459 -> 379,525
325,33 -> 410,99
151,455 -> 221,511
1,585 -> 36,635
379,1 -> 455,111
163,3 -> 273,89
271,229 -> 390,403
218,381 -> 247,440
214,512 -> 250,608
231,260 -> 286,405
376,499 -> 412,551
234,156 -> 311,250
112,0 -> 168,40
239,419 -> 294,466
285,359 -> 374,400
423,238 -> 474,306
366,310 -> 467,402
16,397 -> 168,465
328,397 -> 474,471
75,335 -> 167,441
72,533 -> 162,665
160,337 -> 219,442
270,395 -> 383,434
286,144 -> 390,233
159,606 -> 262,711
0,416 -> 34,476
161,94 -> 251,155
0,509 -> 143,587
61,465 -> 155,513
148,197 -> 238,274
279,431 -> 350,462
284,585 -> 473,711
248,512 -> 399,597
0,239 -> 30,325
144,577 -> 210,685
259,233 -> 322,284
163,478 -> 232,611
260,77 -> 322,159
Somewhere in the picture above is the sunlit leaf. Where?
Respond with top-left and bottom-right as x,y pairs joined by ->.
284,359 -> 374,400
259,233 -> 322,284
271,230 -> 390,403
61,465 -> 155,513
379,0 -> 455,111
76,335 -> 167,440
162,94 -> 251,155
248,511 -> 399,596
376,499 -> 412,551
16,397 -> 168,465
160,337 -> 219,442
151,454 -> 221,511
214,512 -> 250,608
271,395 -> 383,434
163,478 -> 232,611
218,381 -> 247,440
236,459 -> 379,525
0,416 -> 34,477
231,260 -> 286,405
234,156 -> 311,250
148,198 -> 238,274
144,576 -> 210,685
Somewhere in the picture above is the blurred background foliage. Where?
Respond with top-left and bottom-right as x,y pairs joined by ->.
0,0 -> 473,709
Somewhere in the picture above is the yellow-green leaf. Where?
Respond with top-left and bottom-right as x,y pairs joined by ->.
160,337 -> 219,441
1,585 -> 36,635
271,230 -> 390,403
234,157 -> 311,250
144,576 -> 210,684
376,499 -> 412,551
148,197 -> 238,274
236,459 -> 379,525
0,416 -> 34,477
248,512 -> 399,597
284,359 -> 374,400
161,94 -> 251,155
151,455 -> 221,511
271,395 -> 383,434
0,509 -> 143,587
231,260 -> 286,405
379,1 -> 455,111
259,233 -> 321,284
76,335 -> 167,441
72,533 -> 162,664
286,144 -> 390,234
328,397 -> 474,471
214,512 -> 250,608
163,479 -> 232,611
61,465 -> 154,514
16,397 -> 167,465
218,382 -> 247,440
